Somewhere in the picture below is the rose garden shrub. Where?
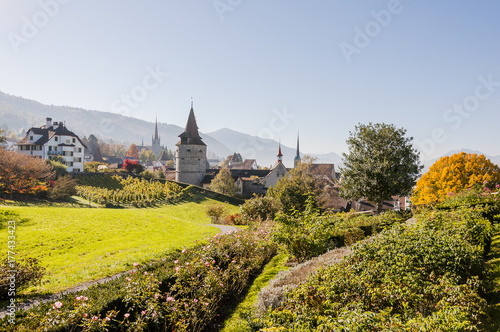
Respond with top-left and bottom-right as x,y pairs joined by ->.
261,208 -> 491,331
273,197 -> 409,262
4,222 -> 276,332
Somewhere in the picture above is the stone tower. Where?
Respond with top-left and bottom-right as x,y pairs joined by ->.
152,116 -> 161,157
294,133 -> 301,168
175,103 -> 207,186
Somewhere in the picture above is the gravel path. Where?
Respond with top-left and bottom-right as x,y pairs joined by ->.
0,224 -> 239,318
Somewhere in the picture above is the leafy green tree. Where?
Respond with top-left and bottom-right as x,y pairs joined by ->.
139,148 -> 156,163
210,167 -> 236,196
340,123 -> 422,213
267,156 -> 320,213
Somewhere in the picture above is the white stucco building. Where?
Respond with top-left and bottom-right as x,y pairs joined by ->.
17,117 -> 87,172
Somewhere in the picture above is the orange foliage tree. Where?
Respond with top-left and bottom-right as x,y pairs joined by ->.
126,143 -> 139,159
0,149 -> 55,197
412,152 -> 500,205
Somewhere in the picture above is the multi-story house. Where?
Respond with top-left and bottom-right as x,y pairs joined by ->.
17,117 -> 87,172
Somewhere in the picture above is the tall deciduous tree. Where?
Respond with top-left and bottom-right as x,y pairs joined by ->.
126,144 -> 139,159
139,148 -> 156,163
340,123 -> 422,213
412,152 -> 500,205
267,156 -> 320,213
210,167 -> 236,196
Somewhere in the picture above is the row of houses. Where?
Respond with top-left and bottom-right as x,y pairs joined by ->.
14,109 -> 411,211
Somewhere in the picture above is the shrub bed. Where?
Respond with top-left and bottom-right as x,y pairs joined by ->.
273,198 -> 410,263
3,222 -> 276,331
261,208 -> 492,331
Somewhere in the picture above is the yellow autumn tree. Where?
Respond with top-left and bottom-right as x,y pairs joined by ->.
412,152 -> 500,205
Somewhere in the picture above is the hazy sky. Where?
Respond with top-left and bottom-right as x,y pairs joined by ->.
1,1 -> 499,161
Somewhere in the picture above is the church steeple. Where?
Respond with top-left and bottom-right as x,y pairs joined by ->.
154,116 -> 159,140
277,141 -> 283,163
294,132 -> 301,168
152,116 -> 161,156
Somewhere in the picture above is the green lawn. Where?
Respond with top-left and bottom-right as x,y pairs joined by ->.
1,198 -> 238,296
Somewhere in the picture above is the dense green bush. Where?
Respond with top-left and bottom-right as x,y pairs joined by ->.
5,223 -> 277,331
261,208 -> 491,331
273,197 -> 408,262
205,204 -> 228,223
239,195 -> 282,223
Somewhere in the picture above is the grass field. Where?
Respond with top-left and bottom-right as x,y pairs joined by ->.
0,197 -> 238,296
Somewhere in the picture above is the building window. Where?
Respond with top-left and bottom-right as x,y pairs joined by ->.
29,136 -> 33,141
55,137 -> 58,142
66,139 -> 70,144
48,146 -> 52,151
72,138 -> 76,143
78,148 -> 82,153
73,168 -> 80,173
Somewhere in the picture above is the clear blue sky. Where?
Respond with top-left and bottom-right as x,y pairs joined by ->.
1,0 -> 499,161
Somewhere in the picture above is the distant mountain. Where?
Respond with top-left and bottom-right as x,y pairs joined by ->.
422,149 -> 500,173
207,128 -> 343,168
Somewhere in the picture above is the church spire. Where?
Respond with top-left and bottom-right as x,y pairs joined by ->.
154,116 -> 159,140
294,131 -> 301,168
277,141 -> 283,163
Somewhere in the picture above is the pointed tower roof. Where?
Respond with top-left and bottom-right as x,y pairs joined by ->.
294,132 -> 301,161
177,102 -> 205,145
154,116 -> 159,140
277,141 -> 283,161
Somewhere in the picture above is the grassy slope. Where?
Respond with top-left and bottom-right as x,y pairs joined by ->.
1,198 -> 238,295
221,252 -> 289,332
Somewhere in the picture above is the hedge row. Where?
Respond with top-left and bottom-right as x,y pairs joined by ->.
3,223 -> 277,332
261,207 -> 492,331
273,198 -> 411,262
